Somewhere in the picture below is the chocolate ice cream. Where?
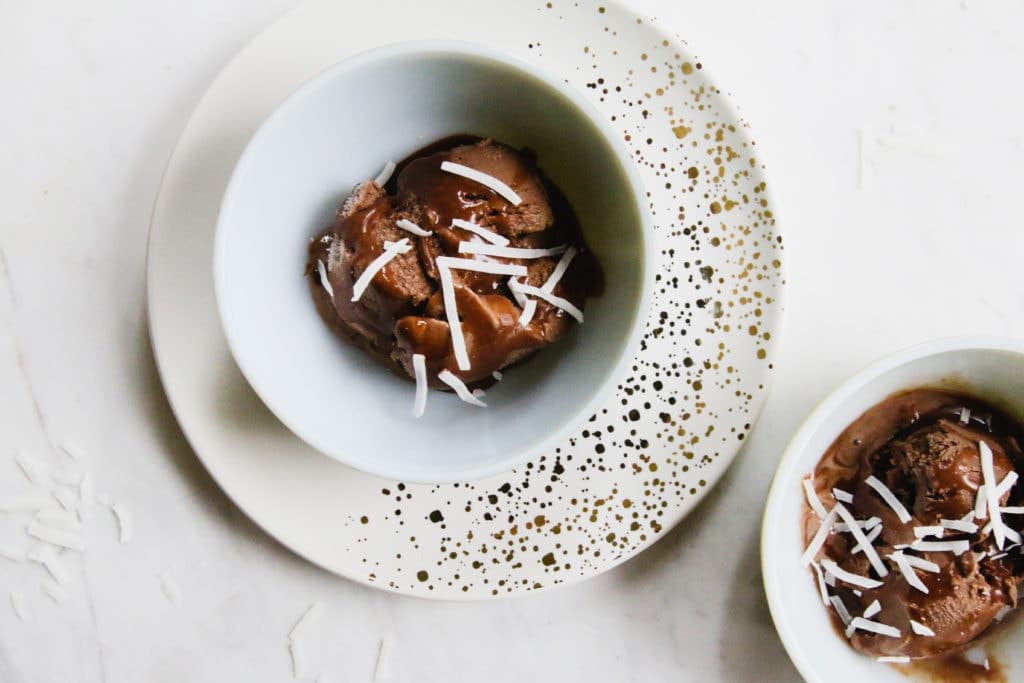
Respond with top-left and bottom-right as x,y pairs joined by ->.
306,136 -> 602,405
802,389 -> 1024,663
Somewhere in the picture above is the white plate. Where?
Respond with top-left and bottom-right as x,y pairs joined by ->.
147,0 -> 784,598
762,337 -> 1024,681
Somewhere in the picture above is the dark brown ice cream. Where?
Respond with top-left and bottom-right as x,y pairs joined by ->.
306,136 -> 602,391
803,389 -> 1024,663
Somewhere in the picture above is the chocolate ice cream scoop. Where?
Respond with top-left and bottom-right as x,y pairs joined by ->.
306,136 -> 602,401
802,389 -> 1024,663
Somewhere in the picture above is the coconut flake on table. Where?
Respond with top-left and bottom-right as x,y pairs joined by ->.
288,603 -> 323,679
845,616 -> 900,639
913,526 -> 945,539
829,595 -> 852,625
373,637 -> 393,683
519,246 -> 578,326
508,280 -> 584,323
27,546 -> 70,585
801,507 -> 838,566
52,487 -> 78,512
26,522 -> 86,552
832,488 -> 854,504
41,580 -> 67,604
862,599 -> 881,619
59,439 -> 85,461
821,559 -> 883,590
834,503 -> 889,577
940,516 -> 979,533
440,161 -> 522,206
436,256 -> 528,372
458,242 -> 568,260
877,656 -> 911,664
910,539 -> 970,555
450,219 -> 510,246
395,219 -> 433,237
411,354 -> 428,418
890,552 -> 929,593
0,494 -> 55,512
0,544 -> 27,563
980,440 -> 1010,549
437,370 -> 487,407
10,591 -> 26,621
373,161 -> 396,188
316,260 -> 334,301
852,524 -> 883,555
350,239 -> 413,303
865,475 -> 912,523
111,503 -> 133,544
14,451 -> 50,485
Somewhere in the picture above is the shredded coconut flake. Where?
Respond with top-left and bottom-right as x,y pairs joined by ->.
832,488 -> 854,504
26,522 -> 86,552
910,539 -> 970,555
852,525 -> 883,555
458,242 -> 567,260
316,260 -> 334,301
111,504 -> 133,544
821,559 -> 883,589
519,246 -> 577,326
437,370 -> 487,407
10,591 -> 26,621
803,478 -> 828,520
59,440 -> 84,461
980,441 -> 1009,549
877,656 -> 910,664
899,553 -> 940,573
834,503 -> 888,577
960,407 -> 972,424
1000,506 -> 1024,515
289,603 -> 323,642
440,161 -> 522,206
846,616 -> 900,639
27,547 -> 70,585
14,451 -> 49,485
350,239 -> 412,303
865,475 -> 912,523
435,256 -> 528,278
940,517 -> 979,533
52,488 -> 77,512
508,281 -> 584,322
395,219 -> 433,237
160,570 -> 181,604
41,580 -> 66,604
373,637 -> 392,682
450,219 -> 509,246
913,526 -> 945,539
890,552 -> 929,593
373,161 -> 396,188
975,485 -> 989,520
812,562 -> 829,605
492,371 -> 503,381
994,471 -> 1019,501
411,354 -> 428,418
801,508 -> 838,566
863,600 -> 881,619
829,595 -> 852,625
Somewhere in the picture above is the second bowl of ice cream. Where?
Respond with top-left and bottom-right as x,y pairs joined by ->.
213,41 -> 653,483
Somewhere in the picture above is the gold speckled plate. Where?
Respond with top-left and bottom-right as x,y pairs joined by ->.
147,0 -> 784,598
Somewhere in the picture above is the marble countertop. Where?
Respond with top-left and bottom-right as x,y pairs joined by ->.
2,0 -> 1023,681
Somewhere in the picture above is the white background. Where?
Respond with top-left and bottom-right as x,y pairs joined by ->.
2,0 -> 1023,681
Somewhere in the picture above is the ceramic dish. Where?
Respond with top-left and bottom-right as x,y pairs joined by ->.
213,41 -> 653,483
763,337 -> 1024,682
147,0 -> 784,598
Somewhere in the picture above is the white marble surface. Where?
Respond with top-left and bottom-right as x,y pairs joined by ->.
2,0 -> 1023,681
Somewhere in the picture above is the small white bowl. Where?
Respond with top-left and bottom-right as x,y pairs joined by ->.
762,336 -> 1024,682
213,41 -> 653,483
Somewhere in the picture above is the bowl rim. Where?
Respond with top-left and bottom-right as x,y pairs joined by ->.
211,39 -> 655,483
761,335 -> 1024,681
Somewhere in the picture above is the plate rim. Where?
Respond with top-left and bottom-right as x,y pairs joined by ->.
146,0 -> 787,600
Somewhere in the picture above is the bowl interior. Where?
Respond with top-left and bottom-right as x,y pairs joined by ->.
214,42 -> 649,483
763,341 -> 1024,682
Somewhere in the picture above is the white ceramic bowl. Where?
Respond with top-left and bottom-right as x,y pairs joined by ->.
762,337 -> 1024,682
213,41 -> 653,484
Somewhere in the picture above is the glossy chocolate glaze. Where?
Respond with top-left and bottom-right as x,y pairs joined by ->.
307,136 -> 603,388
803,389 -> 1024,662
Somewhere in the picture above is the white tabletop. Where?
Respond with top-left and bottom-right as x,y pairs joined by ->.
2,0 -> 1022,681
